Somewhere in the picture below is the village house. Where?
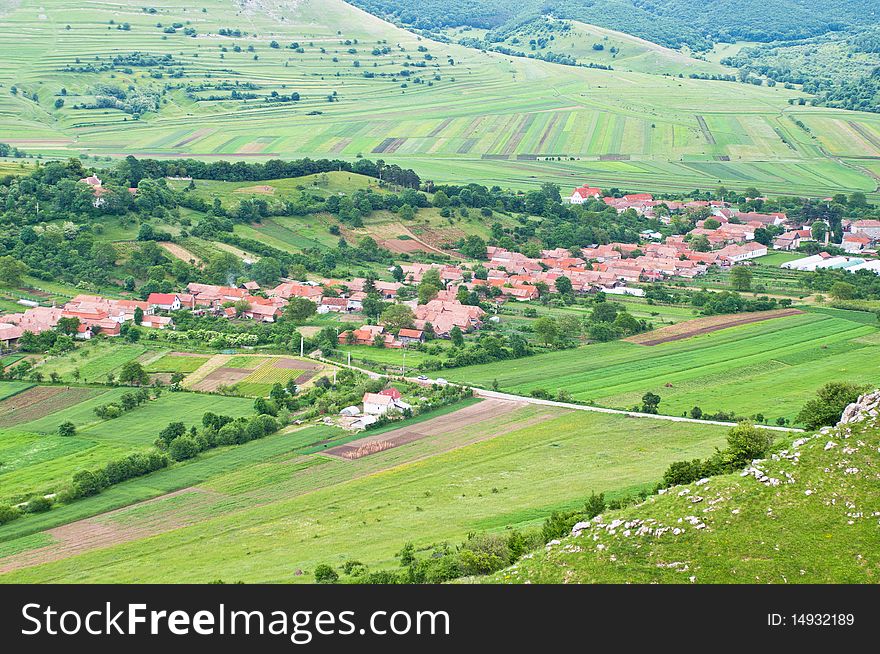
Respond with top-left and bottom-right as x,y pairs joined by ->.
147,293 -> 183,312
413,299 -> 486,337
851,219 -> 880,239
842,233 -> 874,253
397,328 -> 425,345
268,281 -> 323,302
716,242 -> 768,262
568,185 -> 602,204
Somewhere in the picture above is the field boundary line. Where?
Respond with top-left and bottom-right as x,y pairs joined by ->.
307,355 -> 804,433
472,388 -> 803,432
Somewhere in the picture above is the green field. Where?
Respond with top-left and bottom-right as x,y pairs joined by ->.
0,407 -> 730,582
34,341 -> 148,383
446,308 -> 880,424
0,0 -> 876,197
0,384 -> 255,504
484,406 -> 880,583
143,353 -> 210,374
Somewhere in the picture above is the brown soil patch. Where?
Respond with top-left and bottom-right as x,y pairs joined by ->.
159,242 -> 202,266
625,308 -> 804,346
192,367 -> 252,392
324,398 -> 534,459
234,184 -> 275,195
0,386 -> 95,426
381,238 -> 427,254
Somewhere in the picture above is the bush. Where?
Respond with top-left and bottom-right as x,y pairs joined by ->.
24,496 -> 53,514
0,504 -> 20,525
71,469 -> 108,498
795,382 -> 868,429
58,421 -> 76,437
314,564 -> 339,584
169,435 -> 200,461
725,422 -> 773,465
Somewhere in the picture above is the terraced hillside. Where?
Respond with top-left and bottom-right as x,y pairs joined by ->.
0,0 -> 876,196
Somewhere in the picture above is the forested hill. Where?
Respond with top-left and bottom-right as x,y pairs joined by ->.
349,0 -> 877,51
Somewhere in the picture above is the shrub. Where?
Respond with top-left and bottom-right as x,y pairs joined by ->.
795,382 -> 868,429
169,435 -> 200,461
0,504 -> 20,525
314,564 -> 339,584
58,421 -> 76,437
24,496 -> 53,514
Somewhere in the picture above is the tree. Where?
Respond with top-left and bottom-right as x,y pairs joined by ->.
450,325 -> 464,347
730,265 -> 753,291
283,297 -> 317,322
58,421 -> 76,437
690,406 -> 703,419
555,275 -> 573,297
251,257 -> 282,285
725,422 -> 772,465
460,235 -> 487,260
795,382 -> 867,429
830,282 -> 856,301
0,255 -> 27,286
56,316 -> 81,335
533,316 -> 559,347
689,234 -> 711,252
703,218 -> 721,230
314,564 -> 339,584
381,304 -> 415,333
169,435 -> 199,461
811,221 -> 828,242
391,264 -> 404,282
590,302 -> 619,323
641,392 -> 661,414
373,333 -> 385,348
133,306 -> 144,325
118,361 -> 149,386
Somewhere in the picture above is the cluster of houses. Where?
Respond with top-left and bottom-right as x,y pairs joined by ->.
570,183 -> 880,259
0,295 -> 173,347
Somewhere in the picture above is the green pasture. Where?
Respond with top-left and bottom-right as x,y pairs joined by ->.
0,409 -> 730,583
144,354 -> 210,374
446,309 -> 880,423
34,341 -> 148,383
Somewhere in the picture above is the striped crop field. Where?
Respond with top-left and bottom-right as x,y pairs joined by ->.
446,308 -> 880,424
0,0 -> 875,197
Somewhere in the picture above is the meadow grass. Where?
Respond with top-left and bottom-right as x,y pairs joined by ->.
0,410 -> 730,583
446,309 -> 880,423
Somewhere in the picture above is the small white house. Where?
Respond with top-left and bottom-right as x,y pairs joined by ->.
363,392 -> 395,415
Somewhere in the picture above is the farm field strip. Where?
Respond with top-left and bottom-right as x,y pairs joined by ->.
445,311 -> 880,421
0,410 -> 731,582
0,0 -> 873,195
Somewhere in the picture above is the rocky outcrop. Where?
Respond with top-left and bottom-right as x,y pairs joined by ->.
839,390 -> 880,425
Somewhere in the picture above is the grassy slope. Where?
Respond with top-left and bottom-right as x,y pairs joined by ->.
0,409 -> 729,582
483,413 -> 880,583
445,308 -> 880,423
0,0 -> 874,196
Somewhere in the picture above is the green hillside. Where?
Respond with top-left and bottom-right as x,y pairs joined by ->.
480,394 -> 880,583
0,0 -> 877,196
